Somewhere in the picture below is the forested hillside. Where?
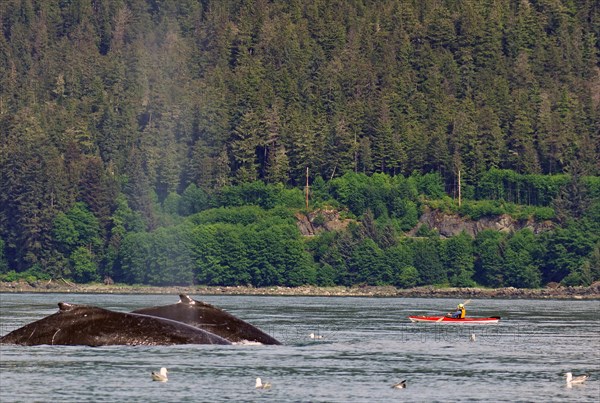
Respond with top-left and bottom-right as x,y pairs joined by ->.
0,0 -> 598,287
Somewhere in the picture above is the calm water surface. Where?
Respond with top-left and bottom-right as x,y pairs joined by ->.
0,294 -> 598,402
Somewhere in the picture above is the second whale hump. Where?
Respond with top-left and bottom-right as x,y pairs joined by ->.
132,294 -> 281,345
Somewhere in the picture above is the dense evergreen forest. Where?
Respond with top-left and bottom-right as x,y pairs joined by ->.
1,0 -> 599,288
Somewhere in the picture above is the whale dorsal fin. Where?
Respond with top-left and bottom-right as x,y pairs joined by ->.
58,302 -> 74,311
179,294 -> 195,305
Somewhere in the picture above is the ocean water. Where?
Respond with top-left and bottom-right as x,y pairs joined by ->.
0,293 -> 598,402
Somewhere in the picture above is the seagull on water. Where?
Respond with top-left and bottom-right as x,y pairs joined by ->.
255,377 -> 271,389
470,333 -> 476,342
565,372 -> 589,385
309,333 -> 324,339
391,379 -> 407,389
152,367 -> 168,382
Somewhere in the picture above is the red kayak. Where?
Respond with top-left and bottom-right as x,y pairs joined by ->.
408,315 -> 501,324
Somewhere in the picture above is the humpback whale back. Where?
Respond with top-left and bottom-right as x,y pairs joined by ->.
0,303 -> 232,346
133,294 -> 281,345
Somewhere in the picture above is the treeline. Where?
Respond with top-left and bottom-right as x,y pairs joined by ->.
115,171 -> 599,288
1,171 -> 598,288
0,1 -> 599,287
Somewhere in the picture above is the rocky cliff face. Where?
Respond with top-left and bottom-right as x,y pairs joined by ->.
296,208 -> 554,238
295,209 -> 352,236
408,209 -> 555,238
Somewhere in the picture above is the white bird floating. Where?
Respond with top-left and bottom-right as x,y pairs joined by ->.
309,333 -> 324,339
255,377 -> 271,389
470,333 -> 476,342
565,372 -> 589,385
391,379 -> 407,389
152,367 -> 168,382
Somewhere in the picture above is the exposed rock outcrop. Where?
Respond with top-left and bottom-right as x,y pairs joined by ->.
412,209 -> 555,238
296,207 -> 554,238
295,209 -> 352,236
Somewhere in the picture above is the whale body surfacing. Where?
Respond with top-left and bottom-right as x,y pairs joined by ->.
0,302 -> 231,346
132,294 -> 281,345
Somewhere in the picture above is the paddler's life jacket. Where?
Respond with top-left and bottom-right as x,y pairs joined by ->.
459,307 -> 466,319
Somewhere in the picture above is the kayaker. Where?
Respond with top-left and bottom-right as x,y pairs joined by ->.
447,303 -> 466,319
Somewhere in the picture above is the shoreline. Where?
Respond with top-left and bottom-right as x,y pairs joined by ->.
0,281 -> 599,299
